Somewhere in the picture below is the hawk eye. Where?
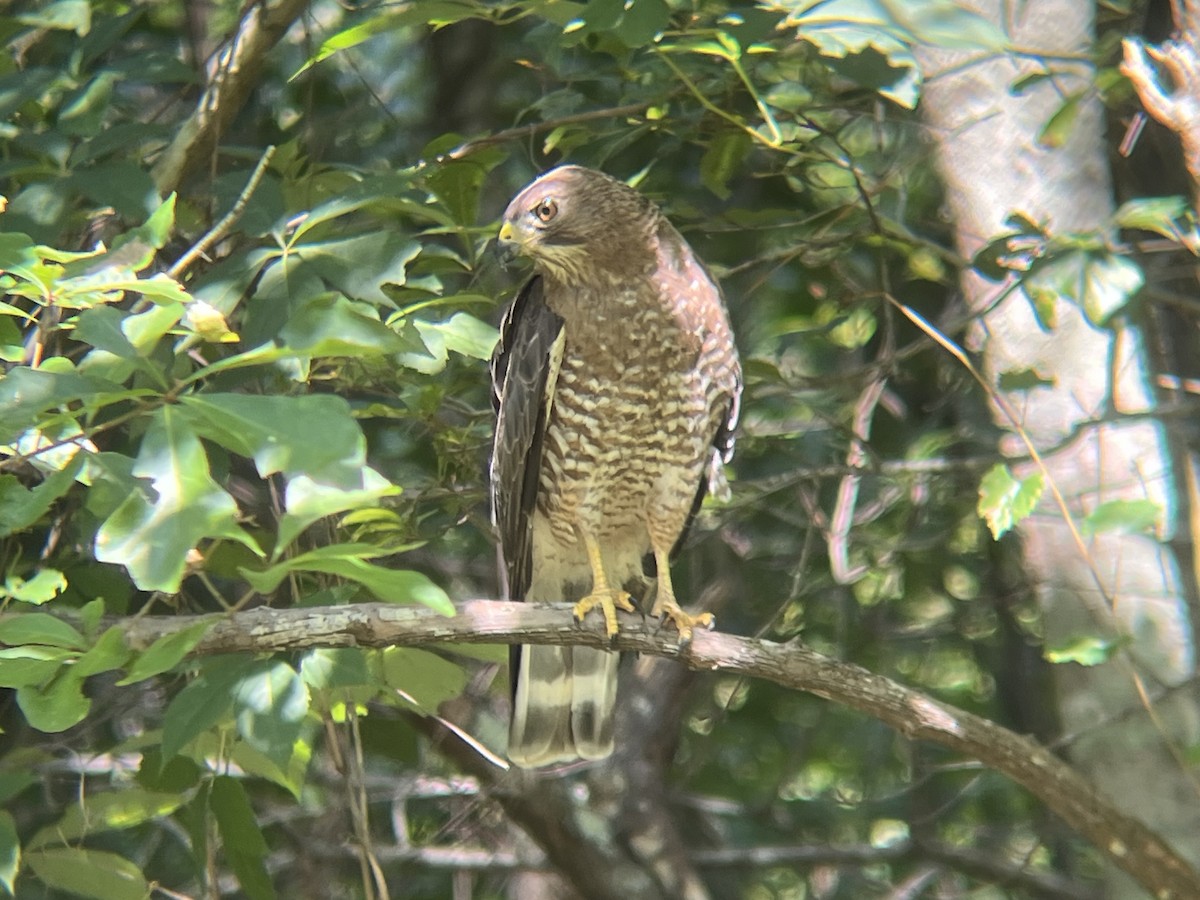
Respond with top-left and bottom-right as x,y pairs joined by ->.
533,198 -> 558,223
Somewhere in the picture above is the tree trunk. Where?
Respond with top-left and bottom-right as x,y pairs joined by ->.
915,2 -> 1200,895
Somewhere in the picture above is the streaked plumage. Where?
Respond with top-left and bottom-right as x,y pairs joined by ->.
490,165 -> 741,767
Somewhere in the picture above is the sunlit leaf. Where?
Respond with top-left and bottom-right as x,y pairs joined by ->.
161,656 -> 258,761
291,13 -> 396,79
28,790 -> 185,850
17,1 -> 91,35
300,648 -> 370,692
181,393 -> 370,487
1045,635 -> 1118,666
276,469 -> 400,555
231,660 -> 309,767
1025,250 -> 1143,327
94,407 -> 261,592
241,544 -> 453,613
2,569 -> 67,605
977,463 -> 1044,539
1081,498 -> 1161,538
399,313 -> 500,373
24,847 -> 147,900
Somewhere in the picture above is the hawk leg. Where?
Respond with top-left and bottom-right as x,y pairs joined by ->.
573,532 -> 636,637
651,545 -> 714,641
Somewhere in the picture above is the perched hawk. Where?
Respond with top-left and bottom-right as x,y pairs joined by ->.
490,165 -> 741,767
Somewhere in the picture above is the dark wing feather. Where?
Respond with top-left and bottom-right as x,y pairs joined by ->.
490,275 -> 564,600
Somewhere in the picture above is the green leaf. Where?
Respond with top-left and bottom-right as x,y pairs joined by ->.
293,233 -> 421,305
399,313 -> 500,374
300,648 -> 370,692
1079,254 -> 1143,325
17,670 -> 90,732
1037,92 -> 1083,149
380,648 -> 469,711
161,656 -> 258,761
210,776 -> 276,900
79,598 -> 105,636
1025,250 -> 1143,327
977,463 -> 1044,539
231,660 -> 309,767
1112,195 -> 1193,241
0,367 -> 125,444
0,613 -> 86,649
0,647 -> 72,688
1045,635 -> 1118,666
1081,499 -> 1161,538
278,295 -> 413,357
828,307 -> 877,349
700,130 -> 752,199
71,306 -> 140,358
0,453 -> 86,538
2,569 -> 67,605
73,626 -> 131,678
117,618 -> 214,684
28,790 -> 185,850
996,368 -> 1056,391
24,848 -> 147,900
17,1 -> 91,35
292,13 -> 396,79
94,406 -> 261,592
276,469 -> 400,554
0,811 -> 16,896
241,544 -> 453,614
180,393 -> 370,487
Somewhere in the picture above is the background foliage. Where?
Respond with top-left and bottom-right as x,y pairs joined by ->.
0,1 -> 1195,898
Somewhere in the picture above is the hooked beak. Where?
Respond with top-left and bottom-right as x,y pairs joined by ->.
495,220 -> 521,267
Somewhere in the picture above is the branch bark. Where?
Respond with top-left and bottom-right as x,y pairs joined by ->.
151,0 -> 311,196
108,600 -> 1200,899
1121,0 -> 1200,199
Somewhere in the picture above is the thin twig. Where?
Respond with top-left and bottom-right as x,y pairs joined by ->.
440,102 -> 656,161
168,145 -> 277,279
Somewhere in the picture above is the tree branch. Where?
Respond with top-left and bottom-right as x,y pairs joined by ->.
151,0 -> 311,195
1121,0 -> 1200,200
112,600 -> 1200,899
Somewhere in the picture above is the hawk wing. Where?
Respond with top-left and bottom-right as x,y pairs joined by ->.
489,275 -> 565,601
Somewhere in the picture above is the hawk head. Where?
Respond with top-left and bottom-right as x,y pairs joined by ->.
496,165 -> 658,285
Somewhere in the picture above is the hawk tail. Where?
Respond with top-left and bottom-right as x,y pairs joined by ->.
508,645 -> 618,768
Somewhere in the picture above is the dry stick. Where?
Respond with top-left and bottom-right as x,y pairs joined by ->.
168,145 -> 277,280
111,600 -> 1200,900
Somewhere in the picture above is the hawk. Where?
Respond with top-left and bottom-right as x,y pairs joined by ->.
490,165 -> 741,767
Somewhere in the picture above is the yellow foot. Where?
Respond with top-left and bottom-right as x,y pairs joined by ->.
652,594 -> 714,642
574,589 -> 636,638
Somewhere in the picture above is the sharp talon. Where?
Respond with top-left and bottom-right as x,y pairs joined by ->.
656,600 -> 714,643
574,589 -> 634,638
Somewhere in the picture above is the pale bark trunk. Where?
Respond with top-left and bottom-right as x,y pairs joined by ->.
916,2 -> 1200,895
